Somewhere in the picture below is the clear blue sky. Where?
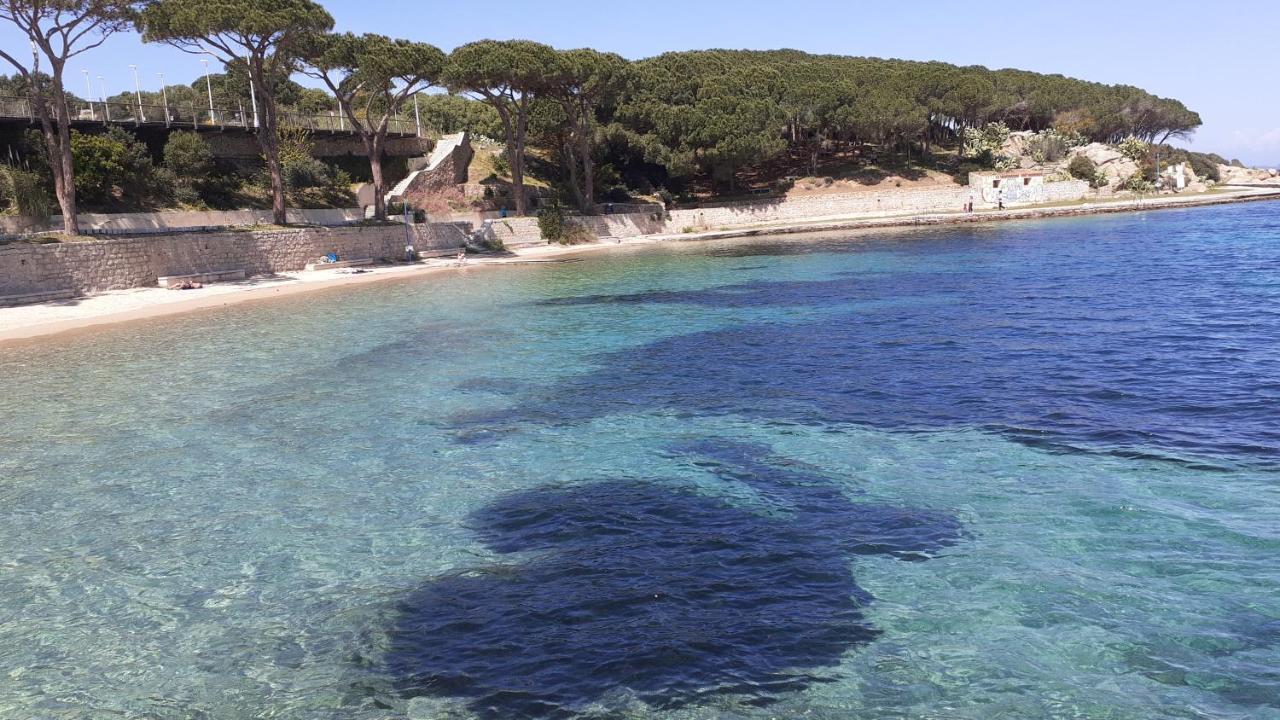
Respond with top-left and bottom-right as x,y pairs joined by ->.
4,0 -> 1277,165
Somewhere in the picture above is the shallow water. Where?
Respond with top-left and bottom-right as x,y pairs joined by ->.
2,204 -> 1279,719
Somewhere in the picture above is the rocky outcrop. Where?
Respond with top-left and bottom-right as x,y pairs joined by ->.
1217,164 -> 1280,185
1067,144 -> 1140,189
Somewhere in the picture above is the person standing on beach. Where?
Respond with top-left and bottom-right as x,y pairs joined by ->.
997,190 -> 1004,210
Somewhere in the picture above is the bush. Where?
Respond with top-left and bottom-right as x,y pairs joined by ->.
1185,152 -> 1221,183
71,127 -> 170,209
1123,172 -> 1153,192
601,186 -> 631,203
1070,153 -> 1100,180
0,165 -> 53,217
164,131 -> 214,181
163,132 -> 215,206
266,125 -> 351,196
1117,136 -> 1150,162
962,122 -> 1011,168
536,201 -> 567,242
491,151 -> 511,178
1028,129 -> 1082,163
70,131 -> 128,206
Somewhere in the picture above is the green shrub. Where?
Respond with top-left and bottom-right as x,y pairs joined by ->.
164,131 -> 214,181
1186,153 -> 1221,183
71,131 -> 128,206
163,132 -> 215,206
1028,129 -> 1081,164
1117,136 -> 1150,162
1064,154 -> 1095,180
1123,172 -> 1153,192
536,201 -> 567,242
71,127 -> 170,209
491,152 -> 510,178
962,122 -> 1011,168
0,165 -> 53,217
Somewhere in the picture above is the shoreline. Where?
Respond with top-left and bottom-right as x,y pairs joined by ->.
3,186 -> 1278,347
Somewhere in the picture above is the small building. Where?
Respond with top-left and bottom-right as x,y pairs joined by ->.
969,170 -> 1046,204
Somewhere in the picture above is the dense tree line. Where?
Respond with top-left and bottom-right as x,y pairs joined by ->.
612,50 -> 1201,194
1,0 -> 1202,231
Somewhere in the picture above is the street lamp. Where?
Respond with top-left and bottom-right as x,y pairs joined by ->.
414,92 -> 421,137
97,75 -> 110,122
82,69 -> 95,121
248,74 -> 259,129
129,64 -> 145,123
200,56 -> 215,124
157,72 -> 169,125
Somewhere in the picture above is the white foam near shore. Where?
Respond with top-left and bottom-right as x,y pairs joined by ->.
2,187 -> 1277,346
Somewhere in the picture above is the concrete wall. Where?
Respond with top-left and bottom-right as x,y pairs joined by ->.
0,223 -> 466,298
200,132 -> 432,159
481,212 -> 671,248
665,181 -> 1088,230
480,181 -> 1090,246
0,208 -> 366,236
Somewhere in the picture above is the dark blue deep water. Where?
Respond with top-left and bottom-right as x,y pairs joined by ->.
2,202 -> 1279,719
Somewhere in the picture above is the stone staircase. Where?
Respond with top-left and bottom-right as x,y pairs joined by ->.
386,131 -> 471,205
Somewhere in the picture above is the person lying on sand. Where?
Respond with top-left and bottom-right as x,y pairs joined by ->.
171,280 -> 203,290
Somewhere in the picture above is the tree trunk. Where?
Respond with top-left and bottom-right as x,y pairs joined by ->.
579,127 -> 595,213
491,101 -> 523,216
511,98 -> 528,216
54,89 -> 77,235
262,129 -> 287,225
368,132 -> 387,221
31,68 -> 78,235
251,68 -> 287,225
563,140 -> 585,212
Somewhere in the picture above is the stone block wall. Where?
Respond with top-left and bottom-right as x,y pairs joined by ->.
478,181 -> 1090,247
0,208 -> 365,236
0,223 -> 464,298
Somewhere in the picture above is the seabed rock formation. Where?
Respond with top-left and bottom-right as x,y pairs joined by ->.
383,441 -> 963,719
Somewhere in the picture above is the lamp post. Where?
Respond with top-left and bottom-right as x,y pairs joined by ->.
414,92 -> 421,137
158,73 -> 169,126
129,64 -> 145,123
82,69 -> 95,121
248,75 -> 259,129
97,75 -> 110,122
200,56 -> 216,124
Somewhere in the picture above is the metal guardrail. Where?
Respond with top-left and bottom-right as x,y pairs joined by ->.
0,96 -> 419,137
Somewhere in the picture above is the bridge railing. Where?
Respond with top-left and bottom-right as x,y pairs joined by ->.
0,96 -> 419,137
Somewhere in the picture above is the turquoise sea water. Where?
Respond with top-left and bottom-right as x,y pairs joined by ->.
2,204 -> 1279,719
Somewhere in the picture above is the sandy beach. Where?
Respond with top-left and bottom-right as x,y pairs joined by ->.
3,186 -> 1278,347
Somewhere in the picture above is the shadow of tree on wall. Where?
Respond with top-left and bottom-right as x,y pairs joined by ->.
383,440 -> 962,719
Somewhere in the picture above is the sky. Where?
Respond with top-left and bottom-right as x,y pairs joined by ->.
3,0 -> 1278,166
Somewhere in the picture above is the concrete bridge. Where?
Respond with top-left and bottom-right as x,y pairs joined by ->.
0,95 -> 419,138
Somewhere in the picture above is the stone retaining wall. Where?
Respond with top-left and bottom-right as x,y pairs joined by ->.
0,208 -> 366,236
481,181 -> 1090,246
0,223 -> 464,298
